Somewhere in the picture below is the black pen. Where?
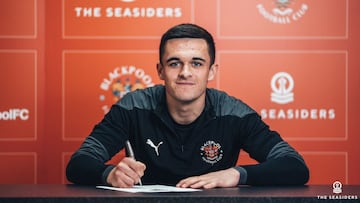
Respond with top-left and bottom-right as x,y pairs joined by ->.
125,140 -> 143,186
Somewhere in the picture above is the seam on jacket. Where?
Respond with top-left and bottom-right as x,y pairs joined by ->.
266,141 -> 305,164
73,136 -> 110,163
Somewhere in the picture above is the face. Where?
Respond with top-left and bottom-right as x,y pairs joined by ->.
157,38 -> 218,105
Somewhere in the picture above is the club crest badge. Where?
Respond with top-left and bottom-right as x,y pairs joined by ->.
256,0 -> 308,24
200,141 -> 223,164
99,65 -> 155,114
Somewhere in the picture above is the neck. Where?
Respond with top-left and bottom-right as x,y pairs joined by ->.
167,97 -> 205,125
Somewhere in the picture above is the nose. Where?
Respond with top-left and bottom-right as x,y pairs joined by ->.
179,64 -> 192,78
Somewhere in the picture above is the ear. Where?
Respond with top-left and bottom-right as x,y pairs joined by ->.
157,63 -> 165,80
207,63 -> 218,81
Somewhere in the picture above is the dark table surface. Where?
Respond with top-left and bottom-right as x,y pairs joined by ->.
0,184 -> 359,203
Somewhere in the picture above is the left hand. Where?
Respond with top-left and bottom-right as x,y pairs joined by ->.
176,168 -> 240,189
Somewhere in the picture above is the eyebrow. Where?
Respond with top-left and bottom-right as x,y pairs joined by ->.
192,57 -> 206,62
166,57 -> 180,63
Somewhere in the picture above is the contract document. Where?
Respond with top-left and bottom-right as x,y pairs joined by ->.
96,185 -> 202,193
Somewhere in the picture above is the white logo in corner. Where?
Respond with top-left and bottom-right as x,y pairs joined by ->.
333,181 -> 342,194
317,180 -> 358,200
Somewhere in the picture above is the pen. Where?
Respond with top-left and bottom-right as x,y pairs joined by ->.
125,140 -> 143,186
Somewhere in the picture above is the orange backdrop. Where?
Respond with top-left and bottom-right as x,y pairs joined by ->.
0,0 -> 359,185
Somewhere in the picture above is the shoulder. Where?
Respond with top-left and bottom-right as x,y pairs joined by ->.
115,85 -> 165,110
206,88 -> 256,118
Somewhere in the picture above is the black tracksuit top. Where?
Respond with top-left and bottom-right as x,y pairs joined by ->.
66,85 -> 309,186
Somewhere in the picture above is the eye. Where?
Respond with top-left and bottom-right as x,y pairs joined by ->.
168,61 -> 182,68
191,61 -> 203,67
167,60 -> 183,68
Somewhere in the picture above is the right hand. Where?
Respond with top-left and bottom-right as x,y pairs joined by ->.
106,157 -> 146,188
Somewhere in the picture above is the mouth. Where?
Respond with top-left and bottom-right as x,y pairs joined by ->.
176,81 -> 195,86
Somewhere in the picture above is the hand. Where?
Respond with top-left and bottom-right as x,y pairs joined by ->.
176,168 -> 240,189
106,157 -> 146,188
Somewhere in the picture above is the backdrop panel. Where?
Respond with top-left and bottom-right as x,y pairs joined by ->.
0,0 -> 359,186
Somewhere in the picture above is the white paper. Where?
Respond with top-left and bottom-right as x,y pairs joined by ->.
96,185 -> 202,193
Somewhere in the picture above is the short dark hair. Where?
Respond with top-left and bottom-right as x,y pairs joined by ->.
159,23 -> 216,65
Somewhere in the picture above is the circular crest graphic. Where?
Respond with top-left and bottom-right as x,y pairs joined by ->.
271,72 -> 294,95
332,181 -> 342,194
99,65 -> 154,114
200,141 -> 223,164
257,0 -> 308,24
271,72 -> 294,104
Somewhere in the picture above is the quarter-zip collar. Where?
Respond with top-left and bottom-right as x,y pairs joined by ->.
153,87 -> 217,130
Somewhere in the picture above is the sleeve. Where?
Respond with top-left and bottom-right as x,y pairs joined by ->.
66,105 -> 130,185
235,114 -> 309,185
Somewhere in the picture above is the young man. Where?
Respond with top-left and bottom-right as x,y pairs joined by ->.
66,23 -> 309,189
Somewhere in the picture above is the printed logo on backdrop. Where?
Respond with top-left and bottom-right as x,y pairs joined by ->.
261,71 -> 335,120
0,109 -> 29,121
74,0 -> 182,18
99,65 -> 155,114
257,0 -> 308,24
317,181 -> 358,200
271,72 -> 294,104
64,0 -> 192,37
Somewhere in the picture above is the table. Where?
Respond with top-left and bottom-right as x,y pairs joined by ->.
0,184 -> 359,203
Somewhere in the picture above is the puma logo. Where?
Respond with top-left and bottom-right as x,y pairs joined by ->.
146,139 -> 163,156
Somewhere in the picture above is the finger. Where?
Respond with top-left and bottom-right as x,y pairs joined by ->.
177,176 -> 201,188
109,167 -> 133,188
116,161 -> 140,185
177,175 -> 218,189
133,161 -> 146,177
114,166 -> 137,187
187,180 -> 207,189
111,175 -> 130,188
185,177 -> 216,189
122,158 -> 146,177
202,181 -> 217,189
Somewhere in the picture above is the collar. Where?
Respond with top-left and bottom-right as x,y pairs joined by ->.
154,88 -> 216,126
